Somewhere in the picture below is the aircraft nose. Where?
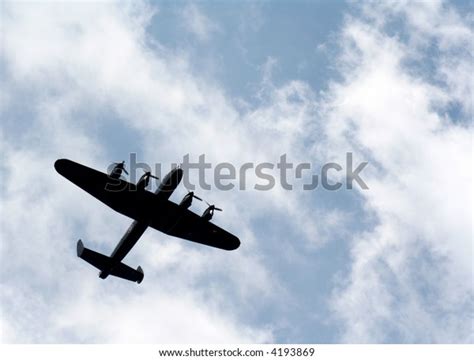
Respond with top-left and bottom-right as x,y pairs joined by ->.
164,167 -> 183,189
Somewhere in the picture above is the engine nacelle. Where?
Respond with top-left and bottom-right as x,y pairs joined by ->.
201,204 -> 220,222
179,193 -> 193,209
201,208 -> 213,222
109,161 -> 127,180
109,166 -> 121,179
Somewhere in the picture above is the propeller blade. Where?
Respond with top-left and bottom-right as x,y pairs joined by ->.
113,161 -> 128,174
204,201 -> 222,211
140,170 -> 158,180
193,194 -> 202,201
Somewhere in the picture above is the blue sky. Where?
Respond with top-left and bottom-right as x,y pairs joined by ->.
1,1 -> 472,343
148,2 -> 345,98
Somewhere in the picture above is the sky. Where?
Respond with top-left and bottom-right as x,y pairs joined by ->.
0,0 -> 472,343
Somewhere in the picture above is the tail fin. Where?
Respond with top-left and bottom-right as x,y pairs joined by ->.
77,240 -> 144,284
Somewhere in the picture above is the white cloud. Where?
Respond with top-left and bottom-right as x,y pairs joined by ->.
0,1 -> 277,343
51,287 -> 271,343
1,0 -> 471,344
322,1 -> 473,342
1,0 -> 329,344
181,4 -> 219,42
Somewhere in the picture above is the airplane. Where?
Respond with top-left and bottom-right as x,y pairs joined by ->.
54,159 -> 240,284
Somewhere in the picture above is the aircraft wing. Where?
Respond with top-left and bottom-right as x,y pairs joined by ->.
149,200 -> 240,251
54,158 -> 153,221
55,159 -> 240,251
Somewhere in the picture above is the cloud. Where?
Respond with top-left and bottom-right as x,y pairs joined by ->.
0,0 -> 330,344
181,3 -> 219,42
321,1 -> 473,342
0,1 -> 277,343
1,0 -> 471,344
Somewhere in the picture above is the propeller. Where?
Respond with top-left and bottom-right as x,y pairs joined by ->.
205,201 -> 222,212
113,161 -> 128,175
184,188 -> 202,201
142,169 -> 159,180
191,192 -> 203,201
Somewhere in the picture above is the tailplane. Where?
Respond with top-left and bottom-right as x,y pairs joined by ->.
77,240 -> 144,284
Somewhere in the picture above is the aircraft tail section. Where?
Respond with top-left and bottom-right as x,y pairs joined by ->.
77,240 -> 144,284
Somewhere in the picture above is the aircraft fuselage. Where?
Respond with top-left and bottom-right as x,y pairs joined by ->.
100,167 -> 184,279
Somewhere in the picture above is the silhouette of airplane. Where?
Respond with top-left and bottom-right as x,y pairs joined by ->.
54,159 -> 240,284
